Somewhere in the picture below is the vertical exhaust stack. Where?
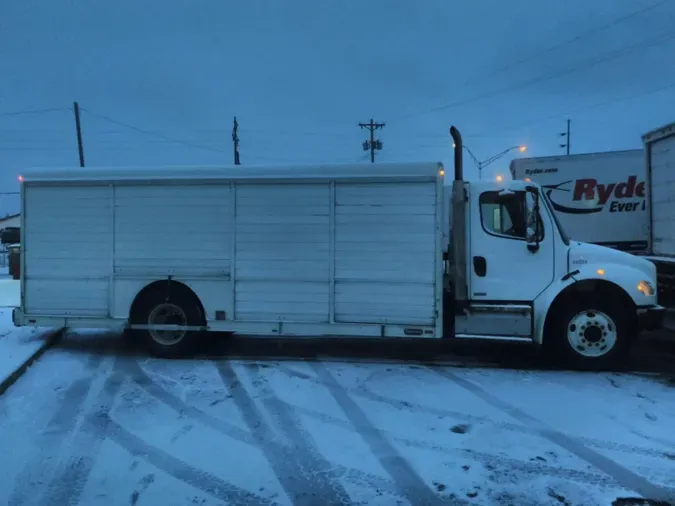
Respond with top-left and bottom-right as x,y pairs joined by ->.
450,126 -> 463,181
449,126 -> 468,311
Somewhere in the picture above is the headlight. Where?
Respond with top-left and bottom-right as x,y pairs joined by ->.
637,280 -> 655,296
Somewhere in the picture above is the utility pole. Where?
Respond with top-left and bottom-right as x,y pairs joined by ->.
359,118 -> 385,163
559,119 -> 571,155
73,101 -> 85,167
232,116 -> 241,165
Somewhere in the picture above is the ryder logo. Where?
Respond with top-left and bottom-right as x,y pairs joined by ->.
542,176 -> 646,215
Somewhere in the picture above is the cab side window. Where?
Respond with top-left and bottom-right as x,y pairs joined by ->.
479,191 -> 543,240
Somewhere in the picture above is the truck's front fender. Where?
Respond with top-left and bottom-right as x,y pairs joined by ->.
532,263 -> 656,346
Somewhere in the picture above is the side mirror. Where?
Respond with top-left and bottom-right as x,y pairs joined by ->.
525,190 -> 540,252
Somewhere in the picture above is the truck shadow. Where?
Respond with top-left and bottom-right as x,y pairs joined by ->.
49,328 -> 675,377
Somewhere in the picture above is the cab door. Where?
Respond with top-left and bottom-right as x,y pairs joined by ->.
468,184 -> 555,302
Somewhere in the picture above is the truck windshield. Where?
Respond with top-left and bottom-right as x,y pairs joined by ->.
541,190 -> 570,245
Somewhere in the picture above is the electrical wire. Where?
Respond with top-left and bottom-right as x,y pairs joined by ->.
396,0 -> 673,118
476,0 -> 672,80
80,108 -> 228,154
0,108 -> 65,119
394,27 -> 675,120
470,78 -> 675,138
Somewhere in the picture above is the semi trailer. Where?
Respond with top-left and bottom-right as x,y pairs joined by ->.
12,127 -> 664,367
509,150 -> 647,251
641,121 -> 675,305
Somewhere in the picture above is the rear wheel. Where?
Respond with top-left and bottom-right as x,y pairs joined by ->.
132,289 -> 204,358
550,297 -> 633,369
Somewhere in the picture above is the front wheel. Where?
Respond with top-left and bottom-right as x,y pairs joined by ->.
550,298 -> 633,369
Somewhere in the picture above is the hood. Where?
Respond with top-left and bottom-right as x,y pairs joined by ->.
569,241 -> 657,280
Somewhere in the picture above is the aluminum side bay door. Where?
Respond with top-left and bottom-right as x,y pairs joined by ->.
458,183 -> 555,338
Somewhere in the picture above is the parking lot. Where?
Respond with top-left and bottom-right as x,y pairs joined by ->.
0,325 -> 674,506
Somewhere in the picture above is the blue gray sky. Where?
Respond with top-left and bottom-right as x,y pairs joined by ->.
1,0 -> 675,216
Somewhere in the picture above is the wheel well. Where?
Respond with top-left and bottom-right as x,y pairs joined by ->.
543,279 -> 637,343
129,280 -> 206,325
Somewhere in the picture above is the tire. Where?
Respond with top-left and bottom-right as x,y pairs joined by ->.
550,296 -> 632,369
134,289 -> 204,358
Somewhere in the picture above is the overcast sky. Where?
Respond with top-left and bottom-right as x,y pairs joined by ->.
1,0 -> 674,216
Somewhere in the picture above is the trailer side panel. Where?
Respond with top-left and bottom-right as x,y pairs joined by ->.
24,185 -> 111,316
111,183 -> 233,320
234,183 -> 331,322
334,181 -> 437,325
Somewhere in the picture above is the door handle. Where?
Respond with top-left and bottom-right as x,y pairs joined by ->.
473,256 -> 487,277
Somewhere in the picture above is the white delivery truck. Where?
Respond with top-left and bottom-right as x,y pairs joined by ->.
509,150 -> 647,252
641,121 -> 675,305
12,127 -> 664,368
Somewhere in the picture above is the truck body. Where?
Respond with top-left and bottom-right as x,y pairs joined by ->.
13,127 -> 664,367
641,121 -> 675,304
509,150 -> 647,251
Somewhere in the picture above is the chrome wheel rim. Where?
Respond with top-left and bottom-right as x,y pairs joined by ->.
566,310 -> 617,358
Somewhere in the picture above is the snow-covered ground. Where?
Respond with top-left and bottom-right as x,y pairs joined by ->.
0,276 -> 19,307
0,331 -> 673,506
0,278 -> 57,392
0,308 -> 54,390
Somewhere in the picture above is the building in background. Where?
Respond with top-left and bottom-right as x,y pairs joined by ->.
0,213 -> 20,230
0,213 -> 20,269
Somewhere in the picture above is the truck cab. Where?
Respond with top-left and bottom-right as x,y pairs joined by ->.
446,127 -> 664,367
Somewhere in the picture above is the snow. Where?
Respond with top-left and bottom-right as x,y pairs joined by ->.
0,276 -> 57,393
0,276 -> 20,307
21,161 -> 443,184
0,313 -> 52,390
0,330 -> 673,506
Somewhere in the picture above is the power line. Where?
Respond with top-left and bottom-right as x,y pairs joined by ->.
484,0 -> 672,76
80,108 -> 228,154
0,108 -> 65,119
396,0 -> 673,118
396,27 -> 675,120
473,78 -> 675,138
0,147 -> 75,151
238,128 -> 353,138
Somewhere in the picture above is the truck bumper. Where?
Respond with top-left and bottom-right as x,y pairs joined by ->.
637,305 -> 665,331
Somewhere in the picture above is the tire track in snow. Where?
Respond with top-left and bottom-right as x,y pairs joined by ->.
37,360 -> 126,506
277,399 -> 624,489
34,358 -> 280,506
122,359 -> 403,499
427,366 -> 675,505
216,361 -> 353,506
121,360 -> 255,444
7,355 -> 104,506
94,413 -> 281,506
276,364 -> 675,462
309,362 -> 450,506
